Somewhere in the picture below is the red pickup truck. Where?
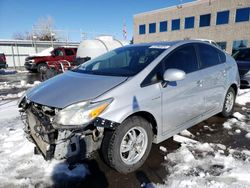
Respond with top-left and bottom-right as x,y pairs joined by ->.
24,47 -> 77,72
0,53 -> 8,69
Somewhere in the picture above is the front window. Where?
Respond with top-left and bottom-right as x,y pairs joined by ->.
172,19 -> 180,31
149,23 -> 156,33
74,46 -> 166,77
159,21 -> 167,32
216,10 -> 230,25
235,7 -> 250,22
185,16 -> 195,29
200,14 -> 211,27
139,24 -> 146,35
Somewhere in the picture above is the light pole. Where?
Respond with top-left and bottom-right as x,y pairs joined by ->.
51,32 -> 55,47
32,35 -> 38,53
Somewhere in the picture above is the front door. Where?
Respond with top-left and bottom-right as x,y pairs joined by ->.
160,44 -> 205,134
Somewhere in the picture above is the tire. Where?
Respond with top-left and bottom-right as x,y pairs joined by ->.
221,87 -> 236,117
101,116 -> 153,173
37,63 -> 48,73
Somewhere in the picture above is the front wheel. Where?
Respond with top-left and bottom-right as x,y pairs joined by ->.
101,116 -> 153,173
37,63 -> 48,73
221,87 -> 236,117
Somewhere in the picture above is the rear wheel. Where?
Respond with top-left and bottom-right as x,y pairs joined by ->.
101,116 -> 153,173
221,87 -> 236,117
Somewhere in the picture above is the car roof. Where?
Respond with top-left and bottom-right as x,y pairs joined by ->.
129,40 -> 214,48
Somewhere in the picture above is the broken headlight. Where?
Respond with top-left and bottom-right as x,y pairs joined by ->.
52,98 -> 113,129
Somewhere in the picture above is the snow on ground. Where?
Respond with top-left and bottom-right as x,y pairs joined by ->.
0,100 -> 88,187
0,80 -> 41,101
152,89 -> 250,188
155,140 -> 250,188
236,89 -> 250,105
0,80 -> 40,90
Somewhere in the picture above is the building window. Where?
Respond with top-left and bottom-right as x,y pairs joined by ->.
199,14 -> 211,27
185,16 -> 195,29
172,19 -> 180,31
235,7 -> 250,22
159,21 -> 167,32
139,24 -> 146,35
216,42 -> 227,50
149,23 -> 156,33
232,40 -> 248,54
216,10 -> 230,25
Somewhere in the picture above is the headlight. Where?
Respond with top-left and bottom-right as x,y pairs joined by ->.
53,98 -> 113,129
30,59 -> 35,63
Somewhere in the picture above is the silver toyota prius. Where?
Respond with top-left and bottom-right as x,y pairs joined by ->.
18,40 -> 240,173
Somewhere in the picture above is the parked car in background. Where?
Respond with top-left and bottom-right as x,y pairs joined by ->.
0,52 -> 8,69
232,47 -> 250,87
24,47 -> 77,72
18,40 -> 239,173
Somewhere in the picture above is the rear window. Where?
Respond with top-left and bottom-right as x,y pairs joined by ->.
65,49 -> 75,56
198,44 -> 221,68
233,49 -> 250,61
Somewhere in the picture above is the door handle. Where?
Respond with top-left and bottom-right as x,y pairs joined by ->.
197,80 -> 203,87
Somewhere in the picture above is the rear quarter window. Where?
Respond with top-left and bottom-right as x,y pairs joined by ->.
198,44 -> 222,69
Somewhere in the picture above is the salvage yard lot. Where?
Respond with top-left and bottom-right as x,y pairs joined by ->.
0,71 -> 250,188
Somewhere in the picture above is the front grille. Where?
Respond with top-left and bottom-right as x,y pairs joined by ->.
29,102 -> 58,144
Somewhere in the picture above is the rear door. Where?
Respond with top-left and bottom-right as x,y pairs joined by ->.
196,43 -> 227,112
160,44 -> 206,134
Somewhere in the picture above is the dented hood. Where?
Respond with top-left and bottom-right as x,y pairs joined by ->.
26,71 -> 127,108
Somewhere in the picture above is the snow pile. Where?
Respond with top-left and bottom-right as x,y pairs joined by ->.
29,47 -> 53,57
0,80 -> 40,90
0,91 -> 25,100
236,89 -> 250,105
0,80 -> 41,101
155,139 -> 250,188
0,101 -> 88,187
222,112 -> 250,133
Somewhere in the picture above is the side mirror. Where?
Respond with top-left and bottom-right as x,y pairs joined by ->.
162,68 -> 186,87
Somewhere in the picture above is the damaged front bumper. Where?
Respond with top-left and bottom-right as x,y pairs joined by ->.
19,99 -> 118,161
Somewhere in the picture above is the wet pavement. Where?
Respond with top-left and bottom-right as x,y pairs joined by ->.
0,71 -> 250,188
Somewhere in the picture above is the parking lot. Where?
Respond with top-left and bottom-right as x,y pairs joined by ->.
0,70 -> 250,188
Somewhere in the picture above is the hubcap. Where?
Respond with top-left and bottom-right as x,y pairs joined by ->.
225,92 -> 234,113
40,65 -> 47,73
120,127 -> 148,165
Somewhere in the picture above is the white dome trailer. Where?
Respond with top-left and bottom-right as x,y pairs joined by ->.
75,35 -> 129,65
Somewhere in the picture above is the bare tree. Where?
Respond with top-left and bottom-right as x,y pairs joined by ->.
13,16 -> 57,41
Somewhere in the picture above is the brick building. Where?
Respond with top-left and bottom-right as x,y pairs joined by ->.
133,0 -> 250,53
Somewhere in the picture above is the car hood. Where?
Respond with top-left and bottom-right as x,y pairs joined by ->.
26,71 -> 127,108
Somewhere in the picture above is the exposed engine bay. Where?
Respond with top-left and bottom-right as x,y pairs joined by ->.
18,97 -> 118,161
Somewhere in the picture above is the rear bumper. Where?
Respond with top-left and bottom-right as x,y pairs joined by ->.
25,61 -> 37,70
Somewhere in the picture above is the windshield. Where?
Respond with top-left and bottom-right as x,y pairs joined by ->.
73,46 -> 166,77
232,49 -> 250,61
